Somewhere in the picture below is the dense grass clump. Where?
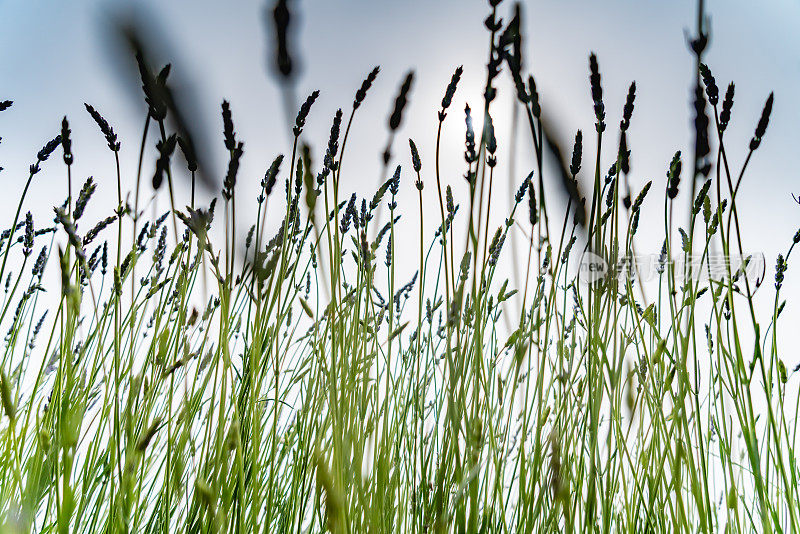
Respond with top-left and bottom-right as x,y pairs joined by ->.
0,1 -> 797,532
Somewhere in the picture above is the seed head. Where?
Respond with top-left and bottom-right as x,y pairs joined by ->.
515,171 -> 532,204
23,213 -> 33,257
698,64 -> 719,106
37,135 -> 63,163
0,101 -> 12,112
389,165 -> 401,196
570,130 -> 583,177
84,104 -> 119,151
528,76 -> 541,118
485,113 -> 497,155
177,136 -> 198,172
354,67 -> 380,110
720,83 -> 734,133
222,141 -> 244,200
446,185 -> 455,217
294,90 -> 320,136
632,181 -> 652,212
221,100 -> 236,151
488,228 -> 505,267
389,71 -> 414,132
342,193 -> 357,234
694,85 -> 711,174
618,132 -> 630,175
294,156 -> 303,197
588,53 -> 605,130
409,139 -> 421,173
152,135 -> 177,190
74,177 -> 95,221
61,116 -> 73,165
464,104 -> 477,164
775,254 -> 786,290
440,66 -> 463,118
528,181 -> 538,226
324,109 -> 343,173
263,154 -> 284,196
693,179 -> 711,216
83,215 -> 116,247
749,92 -> 773,151
270,0 -> 294,78
620,82 -> 636,132
667,151 -> 682,199
486,113 -> 497,167
32,247 -> 47,278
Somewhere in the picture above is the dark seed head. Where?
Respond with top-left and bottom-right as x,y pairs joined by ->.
354,67 -> 380,110
441,66 -> 463,114
464,104 -> 477,164
342,193 -> 357,234
570,131 -> 583,177
177,136 -> 197,172
749,92 -> 774,151
588,53 -> 605,130
515,172 -> 532,204
37,135 -> 62,163
270,0 -> 294,78
485,113 -> 497,157
389,165 -> 401,196
528,181 -> 538,226
720,83 -> 735,133
83,215 -> 117,247
152,135 -> 177,190
221,100 -> 236,151
84,104 -> 119,152
61,116 -> 73,165
528,76 -> 541,118
263,154 -> 284,196
389,71 -> 414,132
693,84 -> 711,172
488,228 -> 505,267
775,254 -> 786,290
324,109 -> 343,173
294,90 -> 320,136
620,82 -> 636,132
409,139 -> 421,173
23,213 -> 33,257
0,101 -> 12,112
618,133 -> 630,175
698,64 -> 719,106
667,151 -> 682,199
135,52 -> 170,121
74,177 -> 96,220
222,142 -> 244,200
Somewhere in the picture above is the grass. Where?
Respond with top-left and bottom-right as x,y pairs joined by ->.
0,0 -> 797,532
